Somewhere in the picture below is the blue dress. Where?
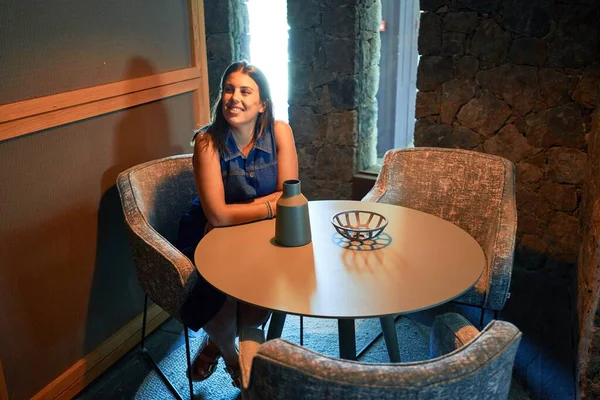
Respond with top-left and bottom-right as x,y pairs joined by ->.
177,126 -> 278,331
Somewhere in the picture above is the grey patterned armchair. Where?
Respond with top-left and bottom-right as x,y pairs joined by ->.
116,154 -> 197,400
238,313 -> 521,399
364,148 -> 517,325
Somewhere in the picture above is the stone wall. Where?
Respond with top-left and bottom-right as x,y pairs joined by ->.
287,0 -> 380,199
415,0 -> 600,397
203,0 -> 249,106
416,0 -> 599,267
579,107 -> 600,397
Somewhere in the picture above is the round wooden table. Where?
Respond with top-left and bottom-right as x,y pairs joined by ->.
195,200 -> 485,360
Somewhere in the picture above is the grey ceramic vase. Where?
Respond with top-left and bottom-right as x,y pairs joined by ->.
275,179 -> 312,247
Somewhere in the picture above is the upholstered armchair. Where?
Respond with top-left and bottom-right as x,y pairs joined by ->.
116,154 -> 197,400
238,313 -> 521,399
363,148 -> 517,325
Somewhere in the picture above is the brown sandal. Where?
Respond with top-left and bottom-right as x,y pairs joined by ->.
188,335 -> 221,382
224,363 -> 242,388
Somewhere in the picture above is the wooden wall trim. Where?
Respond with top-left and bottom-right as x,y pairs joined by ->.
31,304 -> 169,400
189,0 -> 211,128
0,67 -> 201,125
0,78 -> 201,141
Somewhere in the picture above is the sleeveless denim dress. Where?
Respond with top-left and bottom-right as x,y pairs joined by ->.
177,126 -> 278,331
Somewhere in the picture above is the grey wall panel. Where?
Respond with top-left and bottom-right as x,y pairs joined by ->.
0,0 -> 192,104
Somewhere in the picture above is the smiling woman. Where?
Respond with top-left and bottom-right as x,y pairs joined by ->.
175,60 -> 299,388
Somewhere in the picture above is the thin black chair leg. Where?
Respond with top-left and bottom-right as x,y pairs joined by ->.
493,310 -> 499,320
300,316 -> 304,346
185,327 -> 194,400
139,294 -> 184,400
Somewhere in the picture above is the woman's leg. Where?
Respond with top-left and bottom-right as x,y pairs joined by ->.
237,303 -> 271,331
195,300 -> 270,367
201,296 -> 239,366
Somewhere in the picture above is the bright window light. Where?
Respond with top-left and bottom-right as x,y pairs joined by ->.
247,0 -> 289,122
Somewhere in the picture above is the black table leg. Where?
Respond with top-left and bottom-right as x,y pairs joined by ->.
338,319 -> 357,360
267,311 -> 287,340
380,315 -> 401,362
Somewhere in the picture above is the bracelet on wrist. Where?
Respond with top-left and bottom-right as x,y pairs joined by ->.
265,201 -> 273,219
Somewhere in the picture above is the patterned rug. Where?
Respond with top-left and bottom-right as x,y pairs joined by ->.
136,316 -> 429,400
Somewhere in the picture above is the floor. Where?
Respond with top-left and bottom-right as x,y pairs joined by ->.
75,305 -> 534,400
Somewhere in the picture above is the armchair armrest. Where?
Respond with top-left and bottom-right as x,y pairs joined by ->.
239,327 -> 265,390
429,313 -> 480,359
117,171 -> 198,320
484,161 -> 517,311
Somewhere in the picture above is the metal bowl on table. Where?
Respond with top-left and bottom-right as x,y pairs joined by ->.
330,210 -> 388,242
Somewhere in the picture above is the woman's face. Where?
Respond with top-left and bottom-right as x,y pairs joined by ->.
221,71 -> 265,132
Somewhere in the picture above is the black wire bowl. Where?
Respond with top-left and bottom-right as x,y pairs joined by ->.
331,210 -> 388,242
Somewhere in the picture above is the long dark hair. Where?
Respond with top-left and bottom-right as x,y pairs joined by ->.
192,60 -> 275,155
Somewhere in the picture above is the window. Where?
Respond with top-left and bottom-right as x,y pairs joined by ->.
376,0 -> 420,160
247,0 -> 289,122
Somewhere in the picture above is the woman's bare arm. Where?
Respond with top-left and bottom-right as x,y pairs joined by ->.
273,120 -> 299,190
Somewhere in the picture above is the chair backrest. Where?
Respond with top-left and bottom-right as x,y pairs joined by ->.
363,148 -> 517,310
245,320 -> 521,400
124,155 -> 196,243
367,148 -> 513,249
116,154 -> 198,319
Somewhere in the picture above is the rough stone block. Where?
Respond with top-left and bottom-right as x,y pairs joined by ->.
525,103 -> 587,149
573,62 -> 600,109
538,69 -> 572,108
508,38 -> 547,66
540,182 -> 579,212
418,12 -> 442,56
470,19 -> 510,64
440,78 -> 475,124
503,0 -> 551,37
328,76 -> 359,110
443,12 -> 479,34
483,124 -> 533,163
325,111 -> 357,146
416,90 -> 440,118
453,55 -> 479,79
546,147 -> 587,185
417,56 -> 453,91
441,32 -> 465,56
456,93 -> 511,135
288,0 -> 321,29
547,4 -> 600,69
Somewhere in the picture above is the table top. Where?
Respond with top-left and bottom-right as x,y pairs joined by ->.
194,200 -> 485,319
